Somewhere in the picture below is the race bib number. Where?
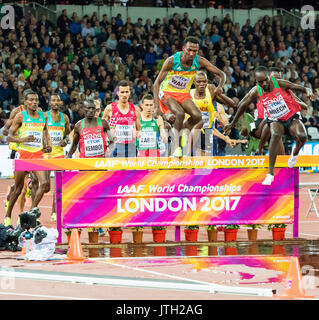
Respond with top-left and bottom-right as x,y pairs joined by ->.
24,131 -> 42,149
168,75 -> 191,90
264,95 -> 289,120
84,137 -> 104,157
49,130 -> 63,146
202,112 -> 211,129
139,131 -> 157,149
116,124 -> 133,142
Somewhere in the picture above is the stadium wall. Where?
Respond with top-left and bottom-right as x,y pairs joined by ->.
55,6 -> 278,26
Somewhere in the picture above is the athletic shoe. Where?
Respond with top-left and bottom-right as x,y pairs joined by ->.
4,200 -> 9,213
172,147 -> 183,158
288,146 -> 298,168
181,130 -> 187,148
51,212 -> 56,222
262,174 -> 274,185
26,187 -> 32,198
4,217 -> 11,226
98,228 -> 105,236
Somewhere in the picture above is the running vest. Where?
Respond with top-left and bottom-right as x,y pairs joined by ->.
137,117 -> 159,151
108,102 -> 136,144
9,105 -> 24,151
160,51 -> 199,93
257,76 -> 301,121
79,117 -> 107,158
255,101 -> 268,120
46,111 -> 65,158
190,88 -> 217,129
18,110 -> 45,153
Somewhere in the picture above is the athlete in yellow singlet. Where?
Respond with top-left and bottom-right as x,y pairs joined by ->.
189,71 -> 246,156
3,103 -> 42,222
5,89 -> 51,226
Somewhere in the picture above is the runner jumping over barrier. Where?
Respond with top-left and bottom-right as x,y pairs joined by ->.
224,66 -> 315,185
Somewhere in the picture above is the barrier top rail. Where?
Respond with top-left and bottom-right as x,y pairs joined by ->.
14,155 -> 319,171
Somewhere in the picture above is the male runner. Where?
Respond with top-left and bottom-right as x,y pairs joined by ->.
45,92 -> 71,222
224,66 -> 315,185
67,99 -> 114,237
254,67 -> 309,155
3,95 -> 43,217
3,103 -> 32,216
102,80 -> 141,158
190,70 -> 239,156
67,99 -> 114,158
5,90 -> 51,226
153,36 -> 226,157
137,94 -> 167,157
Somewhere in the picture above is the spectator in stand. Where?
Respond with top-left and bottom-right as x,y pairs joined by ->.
0,81 -> 12,110
57,9 -> 71,34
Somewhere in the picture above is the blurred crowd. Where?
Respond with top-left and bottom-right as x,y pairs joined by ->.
0,4 -> 319,147
26,0 -> 251,9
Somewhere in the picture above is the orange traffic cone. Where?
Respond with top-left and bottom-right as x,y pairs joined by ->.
66,229 -> 85,260
276,257 -> 315,299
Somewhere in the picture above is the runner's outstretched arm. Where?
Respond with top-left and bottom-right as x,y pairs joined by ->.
199,57 -> 226,97
153,56 -> 174,118
224,87 -> 258,135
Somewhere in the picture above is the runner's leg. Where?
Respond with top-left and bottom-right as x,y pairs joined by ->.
5,171 -> 27,224
181,99 -> 203,156
31,171 -> 50,209
164,97 -> 185,155
268,122 -> 285,176
288,119 -> 307,156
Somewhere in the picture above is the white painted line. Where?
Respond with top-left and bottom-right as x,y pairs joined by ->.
101,261 -> 273,297
0,268 -> 273,297
0,291 -> 98,300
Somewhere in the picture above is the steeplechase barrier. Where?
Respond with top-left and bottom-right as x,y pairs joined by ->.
14,155 -> 319,243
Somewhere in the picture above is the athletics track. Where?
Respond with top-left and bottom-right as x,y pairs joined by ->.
0,172 -> 318,300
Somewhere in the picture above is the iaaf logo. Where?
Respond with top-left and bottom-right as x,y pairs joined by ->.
0,5 -> 15,30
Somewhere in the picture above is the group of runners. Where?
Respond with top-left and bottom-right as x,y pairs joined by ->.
2,35 -> 316,226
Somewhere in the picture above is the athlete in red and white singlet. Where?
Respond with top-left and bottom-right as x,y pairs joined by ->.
68,100 -> 114,159
102,80 -> 141,158
224,66 -> 315,185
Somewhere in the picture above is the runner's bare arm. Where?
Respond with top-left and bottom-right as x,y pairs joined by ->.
135,106 -> 142,132
102,119 -> 115,157
212,128 -> 236,147
288,90 -> 308,111
209,84 -> 237,109
42,114 -> 52,153
153,56 -> 174,117
102,104 -> 112,121
59,114 -> 71,147
157,115 -> 168,143
224,87 -> 258,135
215,102 -> 230,127
67,121 -> 81,158
199,57 -> 226,96
278,79 -> 315,100
7,112 -> 24,143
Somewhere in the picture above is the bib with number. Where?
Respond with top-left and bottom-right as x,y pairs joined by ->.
138,118 -> 159,151
18,110 -> 45,153
161,51 -> 199,93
